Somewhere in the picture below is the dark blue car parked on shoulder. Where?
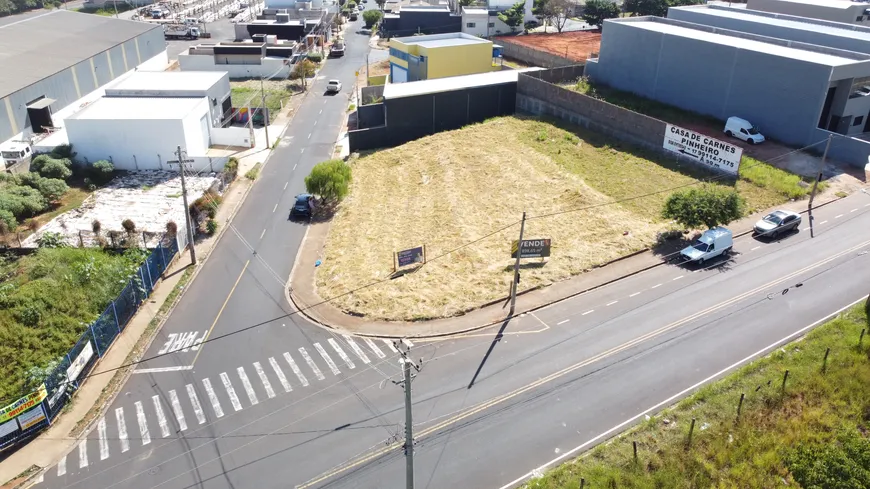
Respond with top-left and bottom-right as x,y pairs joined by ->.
291,193 -> 313,219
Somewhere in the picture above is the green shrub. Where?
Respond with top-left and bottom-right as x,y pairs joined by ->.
33,156 -> 72,180
0,185 -> 48,219
786,429 -> 870,489
36,232 -> 68,249
662,185 -> 744,230
245,163 -> 262,180
0,209 -> 15,232
306,52 -> 323,63
305,159 -> 352,202
363,9 -> 383,27
205,219 -> 219,235
91,160 -> 115,183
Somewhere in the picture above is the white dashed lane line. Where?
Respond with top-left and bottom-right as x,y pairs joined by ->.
606,301 -> 618,306
557,319 -> 570,325
820,220 -> 828,225
651,284 -> 662,289
672,275 -> 684,281
581,310 -> 594,316
283,182 -> 288,190
751,246 -> 760,251
629,292 -> 640,298
835,214 -> 843,219
851,208 -> 858,213
272,203 -> 278,213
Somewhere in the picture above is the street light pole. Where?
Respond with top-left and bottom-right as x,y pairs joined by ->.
394,342 -> 421,489
509,212 -> 526,317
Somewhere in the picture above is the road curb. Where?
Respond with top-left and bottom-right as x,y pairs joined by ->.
285,194 -> 849,339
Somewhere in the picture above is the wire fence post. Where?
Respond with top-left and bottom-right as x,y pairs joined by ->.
860,329 -> 865,349
736,392 -> 745,423
145,259 -> 155,292
160,244 -> 167,274
822,347 -> 830,374
89,323 -> 102,358
111,301 -> 121,334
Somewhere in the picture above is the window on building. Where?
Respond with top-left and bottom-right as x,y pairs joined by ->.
858,16 -> 865,21
467,22 -> 476,27
488,22 -> 495,27
849,75 -> 870,98
855,116 -> 864,126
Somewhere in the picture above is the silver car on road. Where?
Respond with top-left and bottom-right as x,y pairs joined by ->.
754,209 -> 801,238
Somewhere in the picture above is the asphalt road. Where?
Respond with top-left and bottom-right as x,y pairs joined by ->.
30,20 -> 870,489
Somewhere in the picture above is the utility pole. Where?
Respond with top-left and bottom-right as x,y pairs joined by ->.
808,134 -> 832,238
167,146 -> 198,265
509,212 -> 526,317
394,342 -> 421,489
259,77 -> 270,148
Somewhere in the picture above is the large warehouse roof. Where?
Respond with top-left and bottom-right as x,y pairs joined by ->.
621,18 -> 866,66
106,71 -> 227,94
0,10 -> 161,100
67,97 -> 206,121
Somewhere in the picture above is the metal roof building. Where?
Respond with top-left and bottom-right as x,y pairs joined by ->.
586,16 -> 870,150
745,0 -> 870,25
0,10 -> 167,145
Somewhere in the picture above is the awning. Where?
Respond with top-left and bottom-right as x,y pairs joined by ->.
26,98 -> 55,110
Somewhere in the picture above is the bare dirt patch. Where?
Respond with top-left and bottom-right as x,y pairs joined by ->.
496,31 -> 601,62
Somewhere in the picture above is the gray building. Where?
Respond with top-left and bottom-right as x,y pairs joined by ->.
670,5 -> 870,55
746,0 -> 870,25
585,16 -> 870,149
0,10 -> 166,145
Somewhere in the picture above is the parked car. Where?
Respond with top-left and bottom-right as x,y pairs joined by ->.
326,79 -> 342,93
680,227 -> 733,266
724,116 -> 765,145
753,209 -> 801,239
291,194 -> 313,219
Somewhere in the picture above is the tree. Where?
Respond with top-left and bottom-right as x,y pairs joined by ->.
363,9 -> 383,27
305,159 -> 352,203
543,0 -> 572,32
292,60 -> 317,90
0,209 -> 15,232
459,0 -> 474,5
582,0 -> 619,28
786,430 -> 870,489
375,0 -> 386,9
31,155 -> 72,180
662,186 -> 744,230
498,0 -> 525,32
623,0 -> 668,17
532,0 -> 549,31
32,177 -> 68,202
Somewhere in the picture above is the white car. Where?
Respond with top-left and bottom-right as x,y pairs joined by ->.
326,80 -> 342,93
679,227 -> 733,266
724,116 -> 765,145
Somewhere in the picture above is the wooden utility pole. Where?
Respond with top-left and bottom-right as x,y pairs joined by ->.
509,212 -> 526,317
167,146 -> 198,265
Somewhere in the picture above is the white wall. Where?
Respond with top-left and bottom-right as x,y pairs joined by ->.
462,12 -> 512,36
66,118 -> 188,170
211,126 -> 253,147
179,53 -> 292,79
487,0 -> 537,23
138,50 -> 171,71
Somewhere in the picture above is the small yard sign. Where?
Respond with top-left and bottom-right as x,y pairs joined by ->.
511,239 -> 551,259
662,124 -> 742,175
394,245 -> 426,270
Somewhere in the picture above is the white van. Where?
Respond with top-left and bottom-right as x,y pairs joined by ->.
724,117 -> 765,145
680,227 -> 733,265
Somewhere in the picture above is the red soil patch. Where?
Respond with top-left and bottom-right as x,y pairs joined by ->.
495,31 -> 602,62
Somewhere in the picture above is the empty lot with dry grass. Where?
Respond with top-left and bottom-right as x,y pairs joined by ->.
315,117 -> 794,321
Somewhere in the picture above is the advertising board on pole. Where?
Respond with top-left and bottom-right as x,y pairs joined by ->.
16,404 -> 47,431
0,385 -> 48,424
0,419 -> 18,438
511,239 -> 551,259
662,124 -> 742,175
395,246 -> 425,269
67,340 -> 94,383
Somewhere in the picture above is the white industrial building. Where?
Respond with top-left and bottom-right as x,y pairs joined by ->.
179,42 -> 295,79
461,7 -> 512,37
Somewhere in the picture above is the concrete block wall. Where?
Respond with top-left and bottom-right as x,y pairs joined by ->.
361,85 -> 385,105
496,38 -> 575,68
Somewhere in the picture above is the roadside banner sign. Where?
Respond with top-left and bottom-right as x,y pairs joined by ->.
66,340 -> 94,383
16,404 -> 46,431
0,384 -> 48,424
662,124 -> 742,175
395,246 -> 425,269
0,419 -> 18,438
511,239 -> 551,259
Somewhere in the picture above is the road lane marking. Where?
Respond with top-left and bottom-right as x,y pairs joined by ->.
299,238 -> 870,489
254,362 -> 276,398
272,203 -> 278,213
134,402 -> 150,446
673,275 -> 684,281
320,109 -> 323,114
342,335 -> 371,364
300,149 -> 304,154
328,339 -> 356,369
115,408 -> 129,453
312,343 -> 339,376
191,260 -> 250,366
314,120 -> 318,126
751,246 -> 760,251
98,417 -> 110,459
308,133 -> 311,139
169,390 -> 187,431
557,319 -> 570,325
78,440 -> 88,468
186,384 -> 206,425
269,357 -> 292,392
820,220 -> 828,225
283,182 -> 288,190
629,292 -> 640,298
401,339 -> 414,348
237,367 -> 259,405
866,203 -> 870,207
581,310 -> 594,316
293,163 -> 298,170
606,301 -> 618,306
57,456 -> 66,476
364,338 -> 386,359
260,229 -> 266,240
384,340 -> 399,353
202,378 -> 225,418
152,396 -> 171,437
651,283 -> 662,289
497,296 -> 870,489
284,352 -> 310,386
851,208 -> 858,212
804,227 -> 810,231
220,372 -> 243,412
133,365 -> 193,374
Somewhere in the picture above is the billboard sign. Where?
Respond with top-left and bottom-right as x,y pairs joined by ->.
396,246 -> 425,268
0,384 -> 48,424
67,340 -> 94,383
16,405 -> 46,431
663,124 -> 742,175
511,239 -> 551,259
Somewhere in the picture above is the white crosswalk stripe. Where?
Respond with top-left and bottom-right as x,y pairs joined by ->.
269,357 -> 292,392
312,343 -> 339,376
57,455 -> 67,476
364,337 -> 386,359
328,338 -> 356,369
383,339 -> 399,353
98,417 -> 109,460
285,351 -> 310,386
237,367 -> 259,406
134,401 -> 151,446
169,390 -> 188,431
402,338 -> 414,348
186,384 -> 207,425
152,396 -> 171,438
342,335 -> 371,364
115,408 -> 129,453
253,362 -> 276,399
220,372 -> 243,412
78,440 -> 88,468
203,378 -> 225,417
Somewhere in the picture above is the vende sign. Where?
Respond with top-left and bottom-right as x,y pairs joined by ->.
663,124 -> 742,175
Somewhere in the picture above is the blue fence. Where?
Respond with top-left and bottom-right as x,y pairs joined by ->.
0,236 -> 180,451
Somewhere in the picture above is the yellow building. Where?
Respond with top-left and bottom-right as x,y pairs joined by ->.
388,33 -> 497,83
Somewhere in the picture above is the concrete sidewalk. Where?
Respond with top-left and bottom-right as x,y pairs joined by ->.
288,188 -> 853,339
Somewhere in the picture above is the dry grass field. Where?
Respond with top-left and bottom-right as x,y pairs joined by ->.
315,117 -> 790,321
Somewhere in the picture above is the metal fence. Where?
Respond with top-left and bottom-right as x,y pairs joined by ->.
0,235 -> 180,451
